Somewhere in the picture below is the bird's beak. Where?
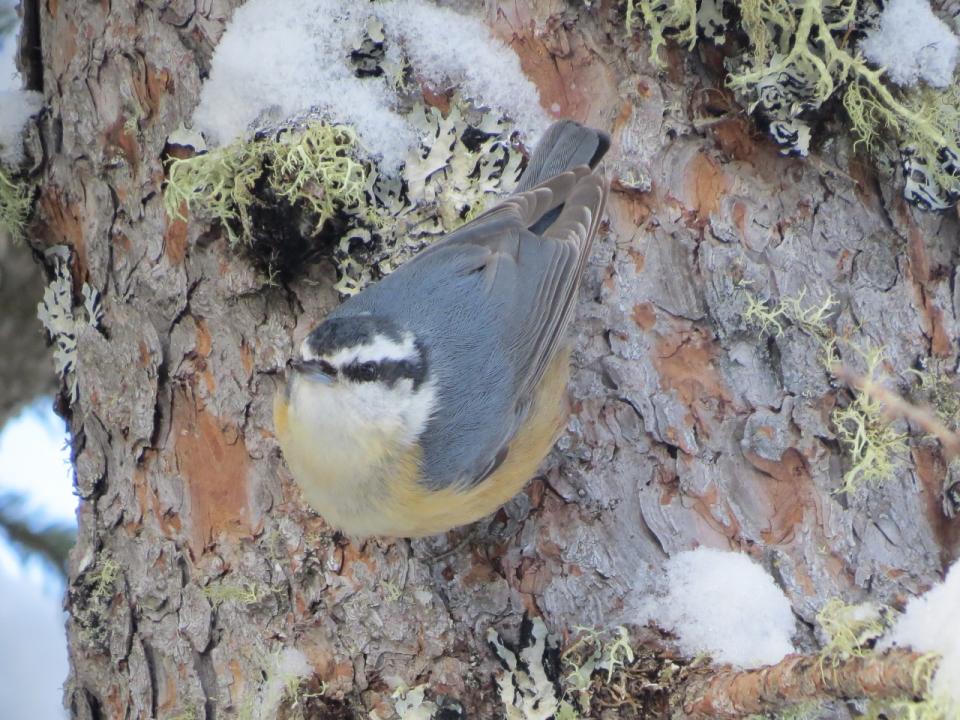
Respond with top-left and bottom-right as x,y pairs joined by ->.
287,358 -> 333,384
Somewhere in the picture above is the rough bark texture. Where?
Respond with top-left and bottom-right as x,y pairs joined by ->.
22,0 -> 960,718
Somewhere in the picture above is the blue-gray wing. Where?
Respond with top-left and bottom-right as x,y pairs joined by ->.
391,168 -> 607,488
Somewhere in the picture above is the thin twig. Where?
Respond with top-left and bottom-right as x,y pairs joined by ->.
679,649 -> 929,719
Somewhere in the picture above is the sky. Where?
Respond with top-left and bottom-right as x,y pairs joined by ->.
1,4 -> 74,717
0,404 -> 74,720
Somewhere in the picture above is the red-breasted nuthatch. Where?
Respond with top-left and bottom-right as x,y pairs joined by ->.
274,120 -> 609,537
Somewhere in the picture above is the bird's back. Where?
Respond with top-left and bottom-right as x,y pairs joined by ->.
328,120 -> 610,491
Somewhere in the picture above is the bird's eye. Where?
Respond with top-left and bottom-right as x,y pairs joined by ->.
357,361 -> 378,382
318,360 -> 336,376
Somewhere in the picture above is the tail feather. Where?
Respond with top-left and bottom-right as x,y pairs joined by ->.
515,120 -> 610,193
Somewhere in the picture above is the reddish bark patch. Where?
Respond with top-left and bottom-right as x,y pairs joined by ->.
654,328 -> 732,409
104,115 -> 141,174
240,340 -> 255,377
193,319 -> 216,395
164,205 -> 189,265
419,81 -> 451,114
912,446 -> 960,562
632,302 -> 656,330
140,64 -> 174,121
172,389 -> 251,551
38,189 -> 86,284
491,6 -> 617,124
731,200 -> 748,240
612,100 -> 633,135
685,481 -> 743,542
905,222 -> 931,285
686,152 -> 731,221
710,118 -> 757,163
626,246 -> 646,272
927,304 -> 953,357
743,448 -> 814,545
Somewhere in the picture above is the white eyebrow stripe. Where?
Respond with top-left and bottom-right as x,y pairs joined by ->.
308,332 -> 419,368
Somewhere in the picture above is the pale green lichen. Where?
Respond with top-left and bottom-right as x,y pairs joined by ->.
331,99 -> 523,296
560,625 -> 639,716
908,367 -> 960,433
624,0 -> 960,207
626,0 -> 698,65
0,166 -> 33,240
831,347 -> 908,493
817,599 -> 888,665
86,556 -> 121,598
742,286 -> 837,343
845,78 -> 960,208
238,647 -> 318,720
201,579 -> 264,606
741,285 -> 906,493
164,122 -> 369,245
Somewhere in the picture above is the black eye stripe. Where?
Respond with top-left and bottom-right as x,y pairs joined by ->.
343,358 -> 426,387
344,361 -> 379,382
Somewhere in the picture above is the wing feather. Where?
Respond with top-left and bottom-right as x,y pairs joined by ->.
424,167 -> 608,486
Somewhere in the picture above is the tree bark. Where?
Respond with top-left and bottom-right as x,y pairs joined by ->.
22,0 -> 960,718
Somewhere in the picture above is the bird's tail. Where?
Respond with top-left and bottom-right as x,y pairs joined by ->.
515,120 -> 610,193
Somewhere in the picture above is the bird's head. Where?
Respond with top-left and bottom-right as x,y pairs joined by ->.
283,314 -> 434,445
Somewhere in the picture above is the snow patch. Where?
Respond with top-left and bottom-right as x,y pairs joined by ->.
0,15 -> 42,166
0,89 -> 42,165
880,562 -> 960,712
639,548 -> 796,668
860,0 -> 960,88
192,0 -> 547,170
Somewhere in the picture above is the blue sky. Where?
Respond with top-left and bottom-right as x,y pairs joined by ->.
0,404 -> 74,720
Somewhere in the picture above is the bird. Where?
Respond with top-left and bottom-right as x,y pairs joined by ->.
274,120 -> 609,538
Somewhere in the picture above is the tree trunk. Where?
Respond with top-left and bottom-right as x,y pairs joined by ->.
22,0 -> 959,718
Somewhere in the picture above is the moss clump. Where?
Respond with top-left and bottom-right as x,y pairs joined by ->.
0,166 -> 33,240
164,122 -> 370,246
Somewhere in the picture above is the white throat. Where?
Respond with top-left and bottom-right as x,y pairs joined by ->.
281,371 -> 436,520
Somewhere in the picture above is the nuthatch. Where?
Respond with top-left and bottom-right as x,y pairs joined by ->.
274,120 -> 609,537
